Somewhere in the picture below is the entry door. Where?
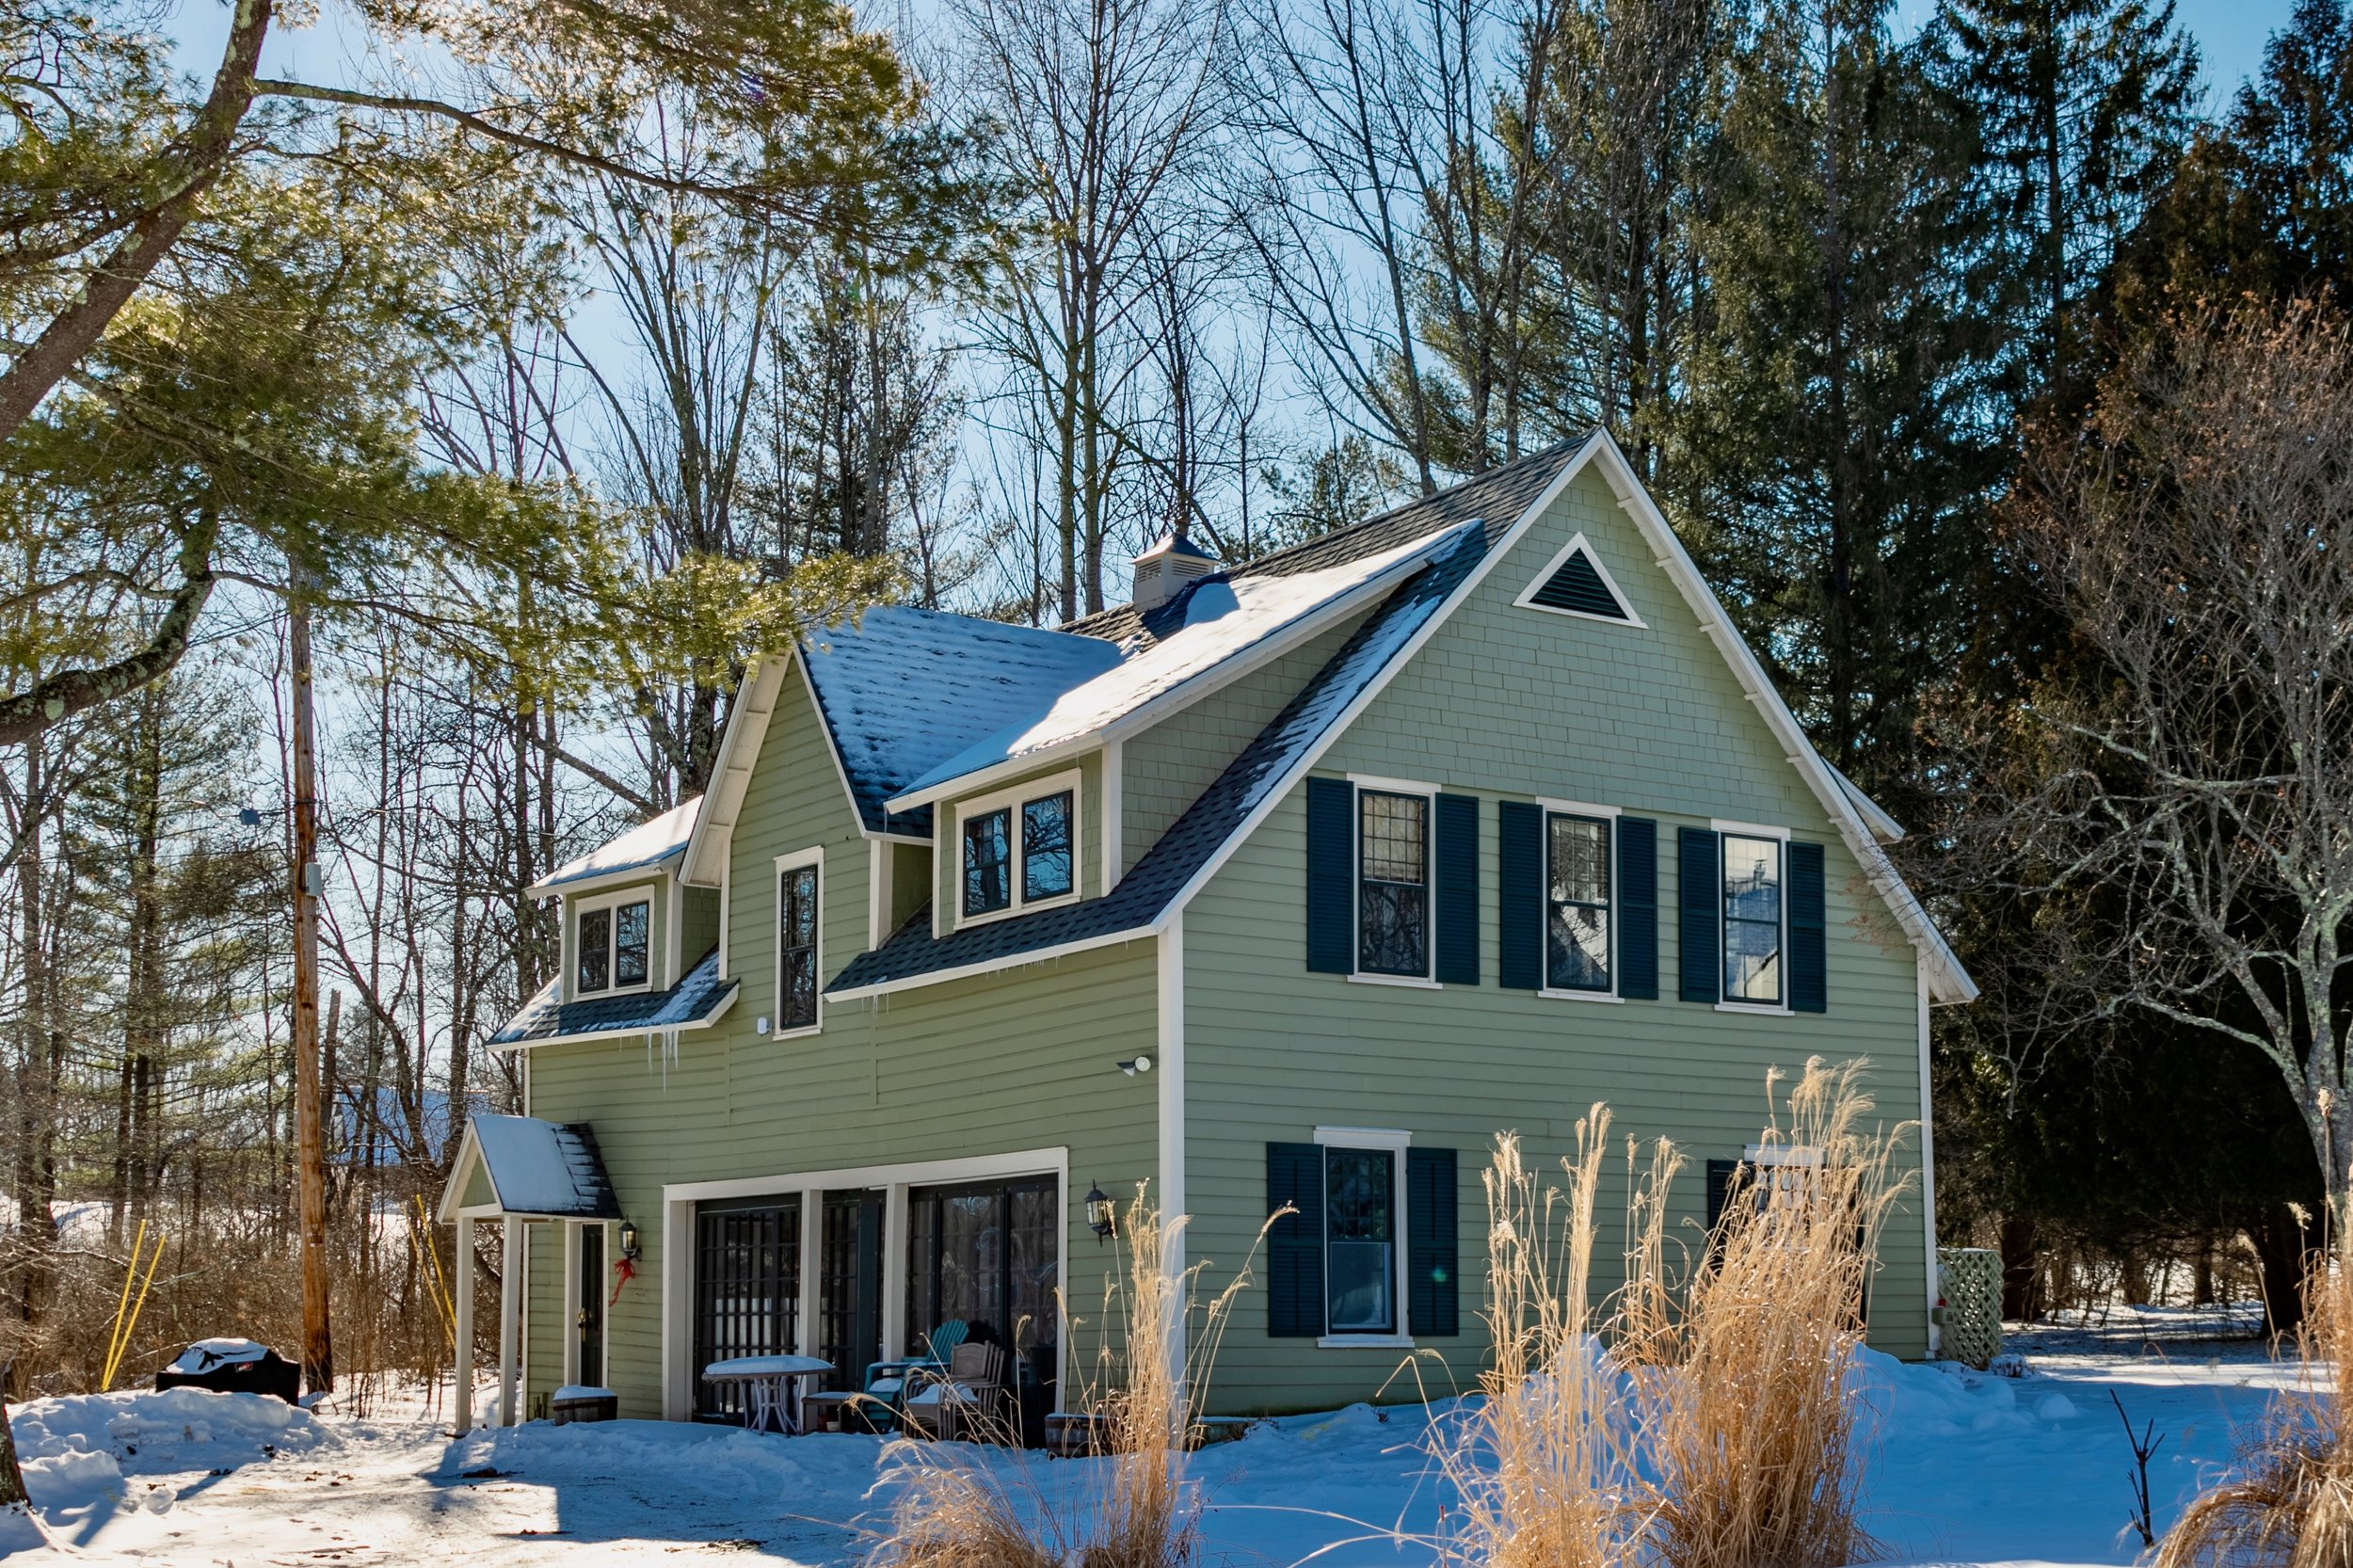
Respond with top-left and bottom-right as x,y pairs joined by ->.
692,1197 -> 801,1420
818,1191 -> 886,1393
576,1223 -> 606,1388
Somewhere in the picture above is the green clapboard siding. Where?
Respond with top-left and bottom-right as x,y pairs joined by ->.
1179,462 -> 1930,1416
520,660 -> 1160,1421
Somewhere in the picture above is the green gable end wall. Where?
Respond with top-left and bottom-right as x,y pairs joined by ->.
1179,465 -> 1930,1416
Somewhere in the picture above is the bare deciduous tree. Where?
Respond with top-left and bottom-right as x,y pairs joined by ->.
1987,303 -> 2353,1200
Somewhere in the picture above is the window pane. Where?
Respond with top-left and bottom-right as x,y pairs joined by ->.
1722,836 -> 1782,924
577,907 -> 610,993
963,808 -> 1012,916
1721,836 -> 1783,1003
615,901 -> 649,986
1548,903 -> 1611,991
1358,792 -> 1428,976
1022,792 -> 1074,902
1325,1147 -> 1395,1335
1359,792 -> 1426,885
779,865 -> 818,1029
1546,815 -> 1612,991
1547,816 -> 1610,905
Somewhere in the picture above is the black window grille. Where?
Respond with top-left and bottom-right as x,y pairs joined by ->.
1357,791 -> 1428,976
778,864 -> 819,1028
692,1198 -> 800,1420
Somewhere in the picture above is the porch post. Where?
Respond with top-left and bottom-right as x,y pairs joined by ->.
454,1216 -> 474,1434
500,1217 -> 522,1426
797,1190 -> 824,1359
881,1184 -> 909,1359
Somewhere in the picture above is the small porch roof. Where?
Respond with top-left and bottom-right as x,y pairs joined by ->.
437,1114 -> 623,1224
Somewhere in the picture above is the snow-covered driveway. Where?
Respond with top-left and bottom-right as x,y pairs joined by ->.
2,1339 -> 2314,1566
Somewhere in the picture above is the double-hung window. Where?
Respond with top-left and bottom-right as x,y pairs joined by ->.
776,850 -> 821,1032
1322,1145 -> 1397,1335
959,772 -> 1080,922
1721,833 -> 1784,1005
1356,789 -> 1429,978
575,893 -> 651,996
1545,812 -> 1612,992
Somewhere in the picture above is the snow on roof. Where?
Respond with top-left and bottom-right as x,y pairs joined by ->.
461,1115 -> 622,1219
532,797 -> 701,894
801,606 -> 1125,833
889,526 -> 1475,807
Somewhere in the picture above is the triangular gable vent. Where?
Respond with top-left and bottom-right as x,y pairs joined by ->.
1513,533 -> 1643,626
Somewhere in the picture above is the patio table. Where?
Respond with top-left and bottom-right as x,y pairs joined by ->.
700,1354 -> 834,1434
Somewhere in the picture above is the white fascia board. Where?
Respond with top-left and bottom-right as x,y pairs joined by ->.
529,856 -> 684,902
681,657 -> 786,888
880,542 -> 1449,816
821,931 -> 1150,1001
487,984 -> 739,1055
435,1119 -> 488,1224
1584,431 -> 1977,1005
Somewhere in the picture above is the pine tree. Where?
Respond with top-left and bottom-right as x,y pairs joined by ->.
1666,0 -> 2001,797
1929,0 -> 2200,391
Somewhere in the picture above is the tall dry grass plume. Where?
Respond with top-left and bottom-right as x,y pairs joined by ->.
2156,1198 -> 2353,1568
1638,1057 -> 1911,1568
1436,1108 -> 1681,1568
867,1189 -> 1257,1568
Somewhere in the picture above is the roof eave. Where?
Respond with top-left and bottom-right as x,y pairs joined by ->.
488,983 -> 739,1054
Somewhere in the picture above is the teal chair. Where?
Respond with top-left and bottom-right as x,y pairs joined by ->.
856,1320 -> 970,1432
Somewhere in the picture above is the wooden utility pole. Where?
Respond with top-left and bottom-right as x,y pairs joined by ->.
290,589 -> 333,1396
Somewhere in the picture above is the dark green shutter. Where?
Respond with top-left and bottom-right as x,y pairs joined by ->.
1266,1143 -> 1325,1336
1678,827 -> 1721,1003
1790,840 -> 1827,1013
1618,817 -> 1657,1000
1705,1158 -> 1744,1233
1305,778 -> 1354,974
1498,801 -> 1544,990
1406,1146 -> 1460,1336
1434,793 -> 1481,985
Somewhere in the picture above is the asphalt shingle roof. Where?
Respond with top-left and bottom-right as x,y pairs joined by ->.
489,948 -> 734,1048
826,520 -> 1494,993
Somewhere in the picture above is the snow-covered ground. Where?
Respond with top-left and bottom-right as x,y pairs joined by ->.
3,1324 -> 2314,1566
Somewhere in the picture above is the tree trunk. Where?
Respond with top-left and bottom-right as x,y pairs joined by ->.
2249,1204 -> 2312,1338
290,591 -> 333,1396
1997,1213 -> 2041,1322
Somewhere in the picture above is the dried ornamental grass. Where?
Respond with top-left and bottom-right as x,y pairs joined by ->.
1435,1110 -> 1680,1568
1640,1057 -> 1910,1568
2155,1199 -> 2353,1568
867,1190 -> 1256,1568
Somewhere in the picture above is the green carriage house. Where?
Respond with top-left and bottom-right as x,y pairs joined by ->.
436,430 -> 1975,1435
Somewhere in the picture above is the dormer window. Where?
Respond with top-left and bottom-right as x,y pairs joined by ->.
959,773 -> 1081,921
576,894 -> 650,995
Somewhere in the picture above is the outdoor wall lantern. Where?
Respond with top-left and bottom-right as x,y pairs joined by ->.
618,1220 -> 642,1261
1084,1182 -> 1117,1243
1115,1054 -> 1152,1077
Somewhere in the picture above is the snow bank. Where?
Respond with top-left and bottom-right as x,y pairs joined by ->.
8,1385 -> 328,1521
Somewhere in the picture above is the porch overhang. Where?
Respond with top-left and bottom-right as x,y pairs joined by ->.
436,1113 -> 624,1224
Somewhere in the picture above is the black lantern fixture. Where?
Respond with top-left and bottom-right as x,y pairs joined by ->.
618,1220 -> 642,1261
1084,1182 -> 1117,1243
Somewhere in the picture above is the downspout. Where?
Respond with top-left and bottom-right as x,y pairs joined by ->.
1157,915 -> 1186,1398
1917,963 -> 1940,1358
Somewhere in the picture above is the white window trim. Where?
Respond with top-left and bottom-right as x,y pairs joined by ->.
773,847 -> 824,1039
1716,826 -> 1790,1011
954,768 -> 1084,928
1312,1127 -> 1413,1348
1348,776 -> 1438,984
1539,805 -> 1622,1001
570,886 -> 656,1000
1511,531 -> 1648,628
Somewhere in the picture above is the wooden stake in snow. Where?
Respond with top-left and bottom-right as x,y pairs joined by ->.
290,586 -> 334,1398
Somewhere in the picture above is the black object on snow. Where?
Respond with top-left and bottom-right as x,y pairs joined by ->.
153,1340 -> 301,1404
